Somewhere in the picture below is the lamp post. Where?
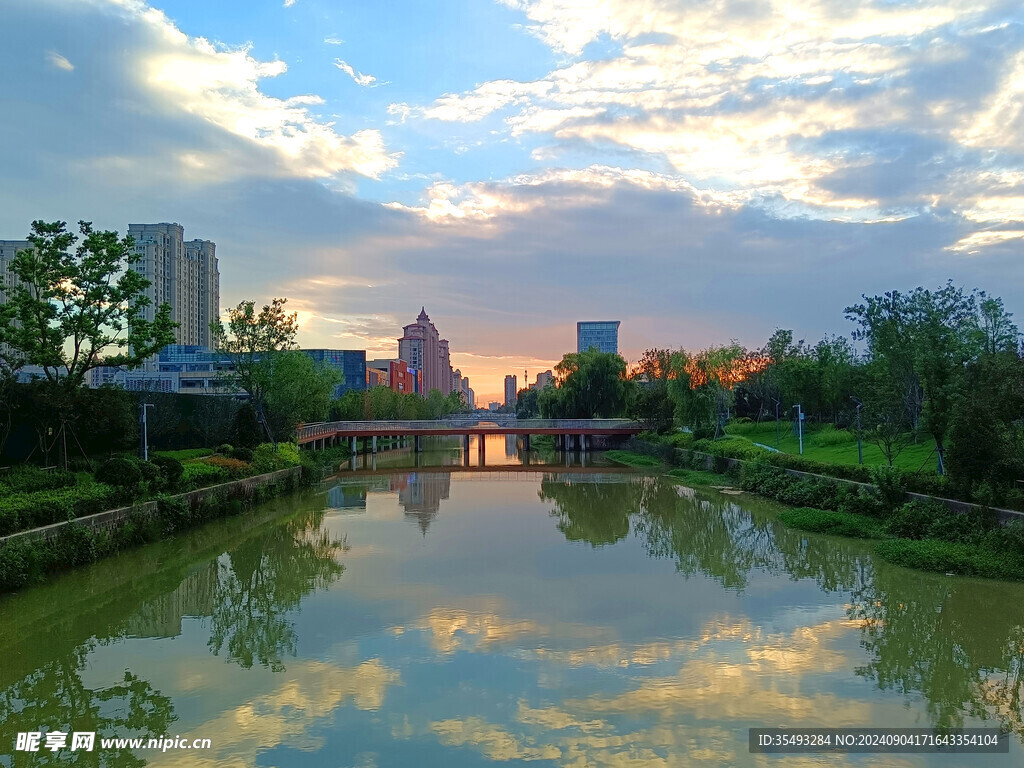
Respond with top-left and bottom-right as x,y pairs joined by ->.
139,403 -> 155,461
851,396 -> 864,465
793,403 -> 804,455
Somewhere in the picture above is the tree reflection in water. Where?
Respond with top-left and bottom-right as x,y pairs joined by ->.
0,507 -> 348,767
0,643 -> 175,768
207,508 -> 348,671
541,473 -> 1024,741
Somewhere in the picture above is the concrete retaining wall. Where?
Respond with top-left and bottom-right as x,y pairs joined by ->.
657,444 -> 1024,524
0,466 -> 302,546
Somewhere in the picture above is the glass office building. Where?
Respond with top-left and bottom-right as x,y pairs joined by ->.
303,349 -> 367,398
577,321 -> 621,354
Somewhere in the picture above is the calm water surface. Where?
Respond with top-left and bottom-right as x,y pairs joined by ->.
2,439 -> 1023,767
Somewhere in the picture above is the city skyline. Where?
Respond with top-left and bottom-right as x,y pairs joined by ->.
2,0 -> 1023,402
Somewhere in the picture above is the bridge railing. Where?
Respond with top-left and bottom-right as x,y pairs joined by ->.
297,418 -> 643,441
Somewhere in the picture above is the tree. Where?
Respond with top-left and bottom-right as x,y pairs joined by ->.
210,297 -> 297,435
516,387 -> 540,418
264,351 -> 340,440
629,348 -> 675,433
667,343 -> 747,438
0,220 -> 176,391
862,362 -> 915,467
540,349 -> 628,418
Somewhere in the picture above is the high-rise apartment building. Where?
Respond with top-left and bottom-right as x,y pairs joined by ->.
577,320 -> 621,354
533,370 -> 553,390
128,223 -> 219,349
504,374 -> 517,408
398,307 -> 452,394
0,240 -> 29,366
460,376 -> 475,409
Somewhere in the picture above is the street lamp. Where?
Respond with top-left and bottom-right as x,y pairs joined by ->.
139,403 -> 155,461
793,403 -> 804,455
850,396 -> 864,465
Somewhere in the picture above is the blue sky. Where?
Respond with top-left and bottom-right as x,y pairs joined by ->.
1,0 -> 1022,398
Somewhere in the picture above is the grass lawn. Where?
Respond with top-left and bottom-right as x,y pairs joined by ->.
665,468 -> 736,487
605,450 -> 664,468
726,421 -> 939,473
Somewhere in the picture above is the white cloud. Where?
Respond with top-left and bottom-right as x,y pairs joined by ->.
46,50 -> 74,71
323,36 -> 344,45
283,0 -> 296,7
334,59 -> 378,87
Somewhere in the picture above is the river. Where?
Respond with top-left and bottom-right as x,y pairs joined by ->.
2,436 -> 1022,767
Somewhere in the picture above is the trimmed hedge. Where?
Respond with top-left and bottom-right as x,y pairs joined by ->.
182,462 -> 229,488
201,455 -> 253,479
0,466 -> 78,495
0,473 -> 300,592
96,457 -> 143,488
0,483 -> 122,536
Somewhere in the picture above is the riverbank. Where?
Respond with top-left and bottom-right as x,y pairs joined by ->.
607,448 -> 1024,581
0,446 -> 349,593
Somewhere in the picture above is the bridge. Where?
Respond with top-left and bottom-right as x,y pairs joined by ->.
296,417 -> 644,453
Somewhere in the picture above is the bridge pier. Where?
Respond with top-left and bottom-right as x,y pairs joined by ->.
579,434 -> 587,453
463,434 -> 470,452
522,434 -> 530,451
372,436 -> 377,454
478,436 -> 486,463
415,435 -> 422,453
350,436 -> 357,455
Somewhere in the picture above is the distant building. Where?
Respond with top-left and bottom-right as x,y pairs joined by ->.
89,344 -> 237,394
533,370 -> 553,390
0,239 -> 30,367
504,374 -> 517,408
577,320 -> 620,354
398,307 -> 452,394
127,223 -> 219,351
303,349 -> 366,398
488,401 -> 500,411
460,376 -> 475,409
367,358 -> 421,394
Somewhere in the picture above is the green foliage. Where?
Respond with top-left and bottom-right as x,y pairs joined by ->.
0,466 -> 77,494
0,475 -> 300,592
739,461 -> 844,510
811,425 -> 855,447
153,447 -> 214,461
540,349 -> 628,418
150,455 -> 184,488
0,220 -> 177,391
95,457 -> 143,488
778,508 -> 884,538
884,500 -> 989,544
605,450 -> 663,467
874,538 -> 1024,581
0,483 -> 121,535
515,386 -> 540,418
210,297 -> 297,406
869,465 -> 907,512
232,402 -> 264,448
252,442 -> 302,474
264,350 -> 340,440
231,447 -> 254,462
665,468 -> 733,487
181,462 -> 228,489
201,456 -> 253,479
216,444 -> 234,454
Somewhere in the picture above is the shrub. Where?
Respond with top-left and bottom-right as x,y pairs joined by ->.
838,486 -> 886,518
231,447 -> 254,462
138,461 -> 161,484
216,443 -> 234,455
0,483 -> 122,535
95,458 -> 142,488
870,465 -> 908,513
252,442 -> 302,473
778,508 -> 883,539
0,466 -> 78,494
201,456 -> 252,479
883,500 -> 935,540
150,455 -> 184,488
182,462 -> 228,489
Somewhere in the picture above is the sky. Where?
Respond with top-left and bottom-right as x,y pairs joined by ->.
1,0 -> 1022,401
